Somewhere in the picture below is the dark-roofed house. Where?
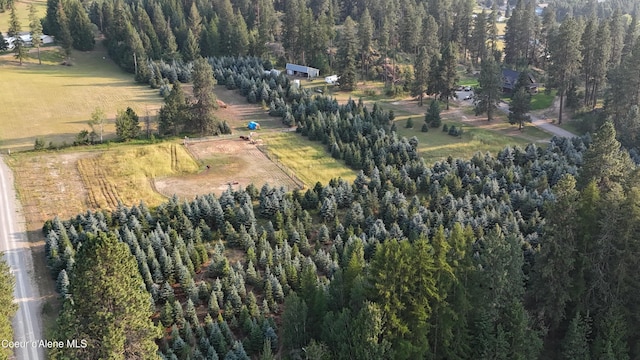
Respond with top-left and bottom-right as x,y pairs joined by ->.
502,68 -> 538,94
286,63 -> 320,78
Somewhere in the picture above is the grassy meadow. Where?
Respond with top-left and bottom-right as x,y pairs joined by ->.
78,142 -> 200,209
262,132 -> 357,186
395,118 -> 548,164
0,0 -> 46,28
0,45 -> 164,150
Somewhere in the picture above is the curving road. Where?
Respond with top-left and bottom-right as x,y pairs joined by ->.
497,100 -> 576,138
0,156 -> 44,360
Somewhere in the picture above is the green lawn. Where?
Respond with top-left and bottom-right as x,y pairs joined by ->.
530,89 -> 556,110
262,132 -> 357,186
0,0 -> 46,29
557,120 -> 582,135
458,78 -> 479,87
0,45 -> 164,150
395,119 -> 544,164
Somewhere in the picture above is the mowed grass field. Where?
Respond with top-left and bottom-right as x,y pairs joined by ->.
395,118 -> 545,164
0,0 -> 46,27
0,45 -> 164,150
262,132 -> 357,186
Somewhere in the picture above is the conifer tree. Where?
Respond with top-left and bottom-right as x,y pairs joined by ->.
435,42 -> 458,110
282,292 -> 308,352
0,32 -> 7,51
190,57 -> 219,135
187,2 -> 202,39
68,0 -> 95,51
561,312 -> 591,360
474,56 -> 502,121
412,47 -> 430,106
45,0 -> 61,36
579,121 -> 632,190
159,82 -> 188,136
548,17 -> 582,124
29,4 -> 43,64
358,9 -> 373,78
531,175 -> 579,332
56,1 -> 73,63
183,29 -> 200,62
508,87 -> 531,130
115,107 -> 141,141
470,10 -> 487,64
337,16 -> 358,91
54,232 -> 161,359
425,99 -> 441,128
8,4 -> 27,65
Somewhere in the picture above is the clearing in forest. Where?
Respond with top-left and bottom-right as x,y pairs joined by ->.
261,132 -> 358,186
0,0 -> 46,26
0,46 -> 164,150
154,138 -> 303,199
212,88 -> 283,132
9,143 -> 199,229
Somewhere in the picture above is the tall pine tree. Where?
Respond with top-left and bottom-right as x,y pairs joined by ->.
52,232 -> 161,359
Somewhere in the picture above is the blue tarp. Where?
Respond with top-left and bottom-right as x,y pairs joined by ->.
248,121 -> 259,130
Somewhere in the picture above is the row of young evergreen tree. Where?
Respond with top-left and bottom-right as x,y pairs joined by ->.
45,118 -> 640,359
148,54 -> 632,360
44,54 -> 640,359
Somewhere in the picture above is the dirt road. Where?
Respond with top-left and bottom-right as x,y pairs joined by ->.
0,156 -> 44,360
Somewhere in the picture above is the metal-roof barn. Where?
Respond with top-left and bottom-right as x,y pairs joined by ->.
286,63 -> 320,78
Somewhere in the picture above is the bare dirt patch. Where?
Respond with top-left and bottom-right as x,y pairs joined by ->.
154,139 -> 302,199
213,88 -> 284,131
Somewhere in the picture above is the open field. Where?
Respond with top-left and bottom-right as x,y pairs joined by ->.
156,138 -> 303,198
288,77 -> 552,165
262,132 -> 357,186
8,142 -> 200,225
212,88 -> 282,132
396,118 -> 540,164
0,45 -> 164,150
77,142 -> 199,208
0,0 -> 46,27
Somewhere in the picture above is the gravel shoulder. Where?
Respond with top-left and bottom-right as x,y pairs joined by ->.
0,155 -> 44,360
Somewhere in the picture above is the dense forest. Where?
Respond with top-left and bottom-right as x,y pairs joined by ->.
24,0 -> 640,145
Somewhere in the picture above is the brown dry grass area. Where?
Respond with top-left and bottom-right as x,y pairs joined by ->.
9,152 -> 92,235
213,88 -> 284,131
154,139 -> 301,200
